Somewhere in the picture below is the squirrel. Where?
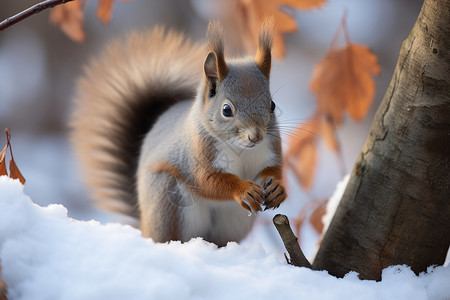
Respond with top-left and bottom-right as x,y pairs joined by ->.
71,20 -> 287,247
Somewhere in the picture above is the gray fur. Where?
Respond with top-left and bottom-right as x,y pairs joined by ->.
202,60 -> 276,148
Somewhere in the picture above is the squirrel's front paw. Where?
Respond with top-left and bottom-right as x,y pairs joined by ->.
234,180 -> 264,212
262,177 -> 286,210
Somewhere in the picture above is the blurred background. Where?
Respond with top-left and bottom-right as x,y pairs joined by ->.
0,0 -> 422,259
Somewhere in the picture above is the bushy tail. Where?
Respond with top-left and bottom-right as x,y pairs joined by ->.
71,28 -> 205,219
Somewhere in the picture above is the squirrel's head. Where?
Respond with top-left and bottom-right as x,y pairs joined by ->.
201,19 -> 276,149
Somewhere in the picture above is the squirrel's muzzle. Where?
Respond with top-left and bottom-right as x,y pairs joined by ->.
246,127 -> 265,146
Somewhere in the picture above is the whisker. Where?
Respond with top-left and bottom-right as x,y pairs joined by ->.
266,132 -> 290,146
273,130 -> 319,141
269,126 -> 320,136
271,81 -> 289,98
277,118 -> 310,122
276,121 -> 320,128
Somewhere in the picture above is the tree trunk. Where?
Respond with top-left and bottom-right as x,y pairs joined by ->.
313,0 -> 450,280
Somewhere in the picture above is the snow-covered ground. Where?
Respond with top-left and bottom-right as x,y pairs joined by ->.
1,176 -> 449,300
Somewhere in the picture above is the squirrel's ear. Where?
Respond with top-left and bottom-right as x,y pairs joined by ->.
206,21 -> 228,80
255,18 -> 274,80
204,52 -> 218,81
204,52 -> 219,98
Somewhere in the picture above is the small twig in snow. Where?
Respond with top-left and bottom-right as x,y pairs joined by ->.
273,214 -> 312,268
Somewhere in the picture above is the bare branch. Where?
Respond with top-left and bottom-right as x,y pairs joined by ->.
0,0 -> 74,32
273,214 -> 312,268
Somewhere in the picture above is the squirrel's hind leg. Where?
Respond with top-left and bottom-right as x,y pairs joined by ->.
138,172 -> 184,242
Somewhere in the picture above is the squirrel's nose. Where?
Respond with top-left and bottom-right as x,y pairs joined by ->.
248,132 -> 264,144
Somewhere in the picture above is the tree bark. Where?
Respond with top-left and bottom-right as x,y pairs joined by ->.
313,0 -> 450,280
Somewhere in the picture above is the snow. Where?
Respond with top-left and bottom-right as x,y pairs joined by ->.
322,174 -> 350,235
1,176 -> 449,300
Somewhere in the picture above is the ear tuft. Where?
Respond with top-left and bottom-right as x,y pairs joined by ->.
206,21 -> 228,80
255,17 -> 274,80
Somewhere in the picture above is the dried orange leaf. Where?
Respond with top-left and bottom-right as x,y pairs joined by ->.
50,0 -> 85,42
309,200 -> 326,234
9,158 -> 26,185
293,198 -> 326,244
286,142 -> 317,189
293,211 -> 306,241
0,260 -> 6,300
236,0 -> 326,58
310,43 -> 381,124
97,0 -> 114,24
3,129 -> 26,185
0,145 -> 7,177
320,119 -> 339,152
295,141 -> 316,189
345,44 -> 381,120
293,199 -> 316,241
285,119 -> 319,190
283,0 -> 327,10
285,119 -> 319,157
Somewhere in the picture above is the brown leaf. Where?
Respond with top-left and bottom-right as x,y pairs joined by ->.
310,42 -> 381,124
0,145 -> 7,177
309,199 -> 326,234
293,210 -> 306,241
236,0 -> 327,59
97,0 -> 114,24
285,120 -> 318,190
0,260 -> 6,300
293,198 -> 326,244
2,129 -> 26,185
9,159 -> 25,185
50,0 -> 85,42
345,44 -> 381,120
293,199 -> 315,242
294,141 -> 316,190
282,0 -> 327,10
320,118 -> 339,152
285,119 -> 319,157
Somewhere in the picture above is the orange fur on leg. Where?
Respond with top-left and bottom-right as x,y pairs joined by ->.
258,165 -> 283,182
154,162 -> 264,211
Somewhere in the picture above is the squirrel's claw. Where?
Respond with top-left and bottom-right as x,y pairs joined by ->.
235,180 -> 264,212
263,177 -> 273,190
237,199 -> 251,212
262,177 -> 286,210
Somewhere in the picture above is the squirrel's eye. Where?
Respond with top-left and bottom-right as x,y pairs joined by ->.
270,101 -> 276,113
222,104 -> 234,117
